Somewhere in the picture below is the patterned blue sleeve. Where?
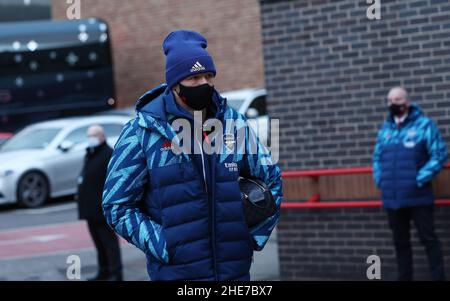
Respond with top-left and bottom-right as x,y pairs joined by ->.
372,128 -> 384,188
416,120 -> 448,187
102,119 -> 169,263
243,121 -> 283,251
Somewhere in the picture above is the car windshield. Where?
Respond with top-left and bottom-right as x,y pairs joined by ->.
226,98 -> 245,111
1,128 -> 61,151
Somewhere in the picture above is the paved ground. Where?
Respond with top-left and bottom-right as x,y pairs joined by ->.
0,198 -> 280,281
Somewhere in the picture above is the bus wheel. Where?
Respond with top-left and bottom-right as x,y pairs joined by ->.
17,171 -> 49,208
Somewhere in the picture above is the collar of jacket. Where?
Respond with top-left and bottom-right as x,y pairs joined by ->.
386,103 -> 423,128
86,141 -> 107,154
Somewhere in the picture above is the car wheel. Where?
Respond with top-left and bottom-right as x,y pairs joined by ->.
17,171 -> 49,208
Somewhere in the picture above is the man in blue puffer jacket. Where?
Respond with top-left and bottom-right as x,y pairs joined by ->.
102,30 -> 282,281
373,87 -> 447,281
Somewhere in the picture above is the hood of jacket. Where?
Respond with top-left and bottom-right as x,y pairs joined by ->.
385,103 -> 423,128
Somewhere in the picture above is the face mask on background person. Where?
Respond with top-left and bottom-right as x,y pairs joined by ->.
389,103 -> 407,117
177,83 -> 214,111
87,137 -> 101,149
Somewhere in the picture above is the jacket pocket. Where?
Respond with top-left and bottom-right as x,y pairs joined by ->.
159,226 -> 178,264
150,161 -> 188,188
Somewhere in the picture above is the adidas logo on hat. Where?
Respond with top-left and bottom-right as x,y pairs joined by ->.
190,61 -> 206,72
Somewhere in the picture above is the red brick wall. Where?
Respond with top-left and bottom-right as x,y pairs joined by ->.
51,0 -> 265,107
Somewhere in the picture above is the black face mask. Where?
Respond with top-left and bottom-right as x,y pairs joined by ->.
389,104 -> 407,116
177,83 -> 214,111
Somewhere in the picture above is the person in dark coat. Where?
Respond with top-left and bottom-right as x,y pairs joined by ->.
77,124 -> 122,281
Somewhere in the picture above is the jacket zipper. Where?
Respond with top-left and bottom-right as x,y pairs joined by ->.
196,131 -> 218,280
393,125 -> 399,201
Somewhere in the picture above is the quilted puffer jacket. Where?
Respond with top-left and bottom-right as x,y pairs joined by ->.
102,84 -> 283,280
373,104 -> 447,209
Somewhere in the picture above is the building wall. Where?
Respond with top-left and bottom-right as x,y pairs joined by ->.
51,0 -> 265,107
260,0 -> 450,171
279,205 -> 450,280
260,0 -> 450,280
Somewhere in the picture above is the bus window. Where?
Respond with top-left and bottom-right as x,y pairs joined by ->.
0,18 -> 116,132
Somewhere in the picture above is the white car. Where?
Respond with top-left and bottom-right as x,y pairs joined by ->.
222,88 -> 269,145
0,115 -> 131,208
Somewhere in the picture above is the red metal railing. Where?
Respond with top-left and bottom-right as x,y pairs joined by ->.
280,164 -> 450,209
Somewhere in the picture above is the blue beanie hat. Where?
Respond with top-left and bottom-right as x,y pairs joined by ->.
163,30 -> 216,89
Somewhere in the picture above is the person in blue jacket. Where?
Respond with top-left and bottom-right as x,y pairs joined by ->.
102,30 -> 283,281
373,87 -> 447,281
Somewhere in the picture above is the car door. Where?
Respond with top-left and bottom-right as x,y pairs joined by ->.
49,125 -> 89,195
